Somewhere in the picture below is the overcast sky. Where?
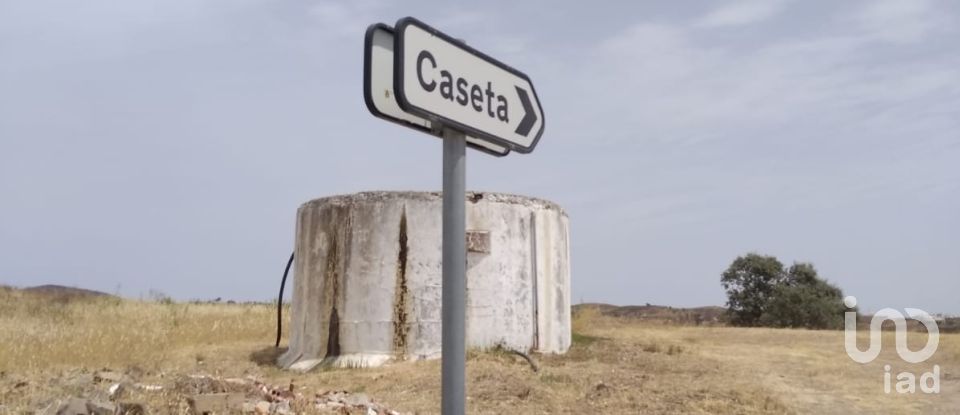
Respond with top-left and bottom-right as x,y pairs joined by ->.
2,0 -> 958,313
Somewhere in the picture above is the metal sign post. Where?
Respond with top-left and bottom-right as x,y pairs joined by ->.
364,16 -> 545,415
441,128 -> 466,414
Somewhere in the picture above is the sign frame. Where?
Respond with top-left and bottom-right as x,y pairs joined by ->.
393,16 -> 545,154
363,23 -> 510,157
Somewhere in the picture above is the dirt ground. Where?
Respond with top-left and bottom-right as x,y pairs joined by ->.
0,288 -> 956,414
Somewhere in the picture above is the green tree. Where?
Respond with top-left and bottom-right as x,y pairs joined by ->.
721,255 -> 848,329
720,253 -> 784,326
760,263 -> 846,329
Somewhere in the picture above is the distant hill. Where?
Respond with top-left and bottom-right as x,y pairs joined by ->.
575,303 -> 726,325
21,284 -> 114,300
572,302 -> 960,333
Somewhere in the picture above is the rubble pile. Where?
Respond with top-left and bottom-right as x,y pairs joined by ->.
20,370 -> 405,415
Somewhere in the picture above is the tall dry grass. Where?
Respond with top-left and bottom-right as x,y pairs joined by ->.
943,335 -> 960,364
570,303 -> 604,334
2,287 -> 955,414
0,288 -> 277,371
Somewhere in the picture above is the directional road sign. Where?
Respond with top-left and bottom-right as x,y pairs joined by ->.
394,17 -> 545,153
364,24 -> 509,157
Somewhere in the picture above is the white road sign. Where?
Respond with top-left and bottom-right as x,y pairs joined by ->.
364,24 -> 509,157
394,17 -> 545,153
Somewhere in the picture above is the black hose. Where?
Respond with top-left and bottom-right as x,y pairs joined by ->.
276,251 -> 294,348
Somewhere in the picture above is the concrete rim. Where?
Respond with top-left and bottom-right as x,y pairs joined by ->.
299,191 -> 567,217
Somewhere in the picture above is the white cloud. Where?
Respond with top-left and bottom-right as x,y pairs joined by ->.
307,0 -> 386,38
432,10 -> 488,29
695,0 -> 787,28
557,3 -> 960,228
853,0 -> 948,43
582,7 -> 960,146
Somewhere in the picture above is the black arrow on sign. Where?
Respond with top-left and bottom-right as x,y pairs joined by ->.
514,86 -> 537,137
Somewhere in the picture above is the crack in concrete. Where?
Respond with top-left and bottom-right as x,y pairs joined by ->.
324,216 -> 342,359
393,207 -> 410,356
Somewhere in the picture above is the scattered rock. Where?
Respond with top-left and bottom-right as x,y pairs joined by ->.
117,402 -> 146,415
343,393 -> 370,407
55,398 -> 89,415
309,389 -> 405,414
85,400 -> 116,415
36,401 -> 59,415
135,383 -> 163,392
37,374 -> 405,415
124,366 -> 146,380
323,391 -> 348,402
188,393 -> 245,414
63,374 -> 94,388
175,375 -> 225,395
108,383 -> 126,399
224,378 -> 249,387
94,371 -> 130,385
316,401 -> 344,411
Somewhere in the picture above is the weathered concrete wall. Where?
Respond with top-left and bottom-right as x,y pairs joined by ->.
278,191 -> 570,371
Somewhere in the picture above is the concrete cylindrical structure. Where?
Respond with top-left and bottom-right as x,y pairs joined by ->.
278,191 -> 571,371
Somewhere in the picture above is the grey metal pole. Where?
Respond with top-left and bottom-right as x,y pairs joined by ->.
441,128 -> 466,415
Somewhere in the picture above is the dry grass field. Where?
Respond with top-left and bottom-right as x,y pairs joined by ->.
0,287 -> 956,414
